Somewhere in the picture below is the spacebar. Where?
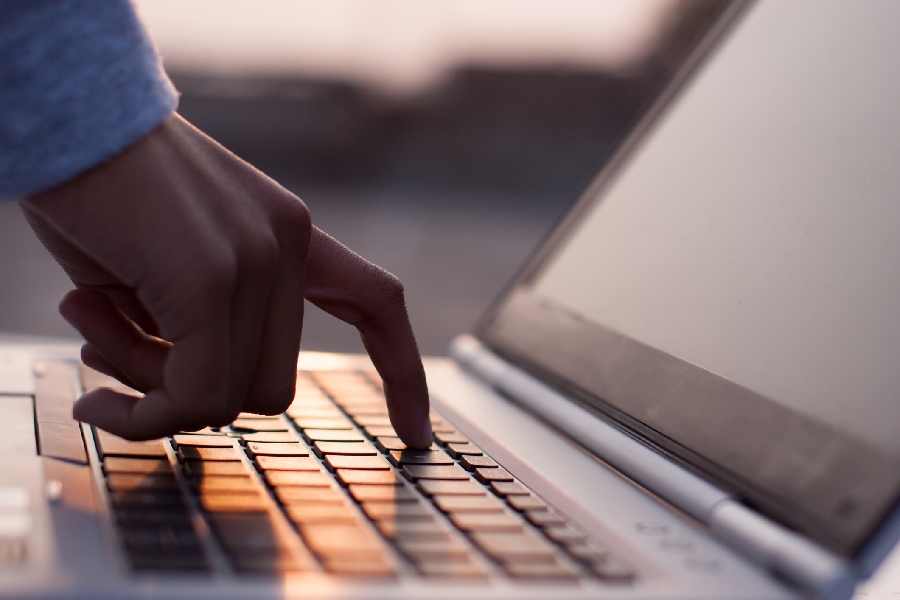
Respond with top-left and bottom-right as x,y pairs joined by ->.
34,362 -> 87,464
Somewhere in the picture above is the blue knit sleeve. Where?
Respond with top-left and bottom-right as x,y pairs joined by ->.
0,0 -> 178,199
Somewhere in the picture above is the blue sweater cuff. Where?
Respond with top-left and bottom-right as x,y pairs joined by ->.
0,0 -> 178,199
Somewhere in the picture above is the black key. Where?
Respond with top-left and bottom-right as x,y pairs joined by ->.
207,512 -> 288,552
245,442 -> 309,457
184,460 -> 248,477
543,525 -> 587,546
115,511 -> 193,529
433,495 -> 506,514
303,429 -> 365,443
374,437 -> 409,452
104,457 -> 171,475
324,455 -> 390,471
178,447 -> 241,462
449,513 -> 524,533
526,511 -> 567,528
292,416 -> 354,430
127,552 -> 209,572
474,467 -> 514,483
415,560 -> 489,579
120,524 -> 202,552
417,480 -> 485,497
241,432 -> 298,443
507,495 -> 547,512
469,531 -> 557,562
231,551 -> 303,573
401,464 -> 470,482
445,443 -> 482,459
230,418 -> 287,432
110,491 -> 185,509
95,429 -> 167,459
459,455 -> 498,470
256,456 -> 320,471
504,561 -> 580,581
312,441 -> 377,457
490,481 -> 530,497
107,474 -> 178,492
387,449 -> 453,467
434,432 -> 469,445
360,501 -> 432,521
346,485 -> 419,503
374,520 -> 452,542
172,434 -> 232,448
396,539 -> 471,561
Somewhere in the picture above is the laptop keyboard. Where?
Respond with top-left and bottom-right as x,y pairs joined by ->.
84,367 -> 636,583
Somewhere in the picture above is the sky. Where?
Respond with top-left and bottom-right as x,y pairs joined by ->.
134,0 -> 676,94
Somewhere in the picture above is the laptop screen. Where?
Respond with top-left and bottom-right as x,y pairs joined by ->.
480,0 -> 900,557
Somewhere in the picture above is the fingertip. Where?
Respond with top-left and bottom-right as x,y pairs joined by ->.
72,389 -> 140,438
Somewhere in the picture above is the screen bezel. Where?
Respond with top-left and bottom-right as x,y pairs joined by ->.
476,0 -> 900,557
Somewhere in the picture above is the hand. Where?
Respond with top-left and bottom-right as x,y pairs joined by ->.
19,113 -> 432,448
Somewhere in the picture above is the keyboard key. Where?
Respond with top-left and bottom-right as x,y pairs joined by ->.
526,511 -> 567,528
172,434 -> 233,448
449,513 -> 524,533
374,437 -> 410,452
324,455 -> 390,471
504,561 -> 580,581
490,481 -> 531,497
264,471 -> 332,487
507,495 -> 547,512
387,449 -> 453,467
375,520 -> 452,542
178,447 -> 242,462
322,557 -> 395,577
415,561 -> 489,579
396,538 -> 471,561
303,429 -> 365,443
313,441 -> 377,457
417,480 -> 486,497
110,491 -> 185,509
474,467 -> 514,483
199,492 -> 268,512
341,405 -> 388,417
275,487 -> 345,505
285,504 -> 359,525
347,485 -> 419,503
255,456 -> 320,471
291,417 -> 354,430
335,470 -> 400,486
300,524 -> 384,558
590,558 -> 636,582
434,432 -> 469,445
104,457 -> 171,475
230,418 -> 287,432
445,443 -> 482,458
128,552 -> 209,572
362,426 -> 397,438
353,415 -> 392,427
286,406 -> 342,419
459,455 -> 498,470
543,525 -> 587,546
428,420 -> 456,433
231,552 -> 303,574
470,531 -> 557,563
360,502 -> 431,520
191,476 -> 259,494
107,474 -> 178,492
246,442 -> 309,457
433,495 -> 506,513
402,464 -> 470,481
207,512 -> 287,551
95,430 -> 167,458
242,432 -> 298,443
184,460 -> 248,477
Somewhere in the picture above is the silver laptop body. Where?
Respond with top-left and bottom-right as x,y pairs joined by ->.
1,0 -> 899,598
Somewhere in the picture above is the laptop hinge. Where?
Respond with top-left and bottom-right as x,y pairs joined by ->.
450,335 -> 855,600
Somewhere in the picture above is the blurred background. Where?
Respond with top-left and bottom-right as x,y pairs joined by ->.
0,0 -> 727,355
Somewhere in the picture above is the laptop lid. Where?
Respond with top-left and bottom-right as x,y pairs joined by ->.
477,0 -> 900,562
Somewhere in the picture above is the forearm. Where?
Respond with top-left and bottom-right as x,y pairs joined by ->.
0,0 -> 176,199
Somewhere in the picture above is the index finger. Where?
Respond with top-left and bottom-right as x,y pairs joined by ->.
303,227 -> 432,449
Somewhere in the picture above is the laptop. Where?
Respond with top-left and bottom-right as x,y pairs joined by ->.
2,0 -> 899,597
